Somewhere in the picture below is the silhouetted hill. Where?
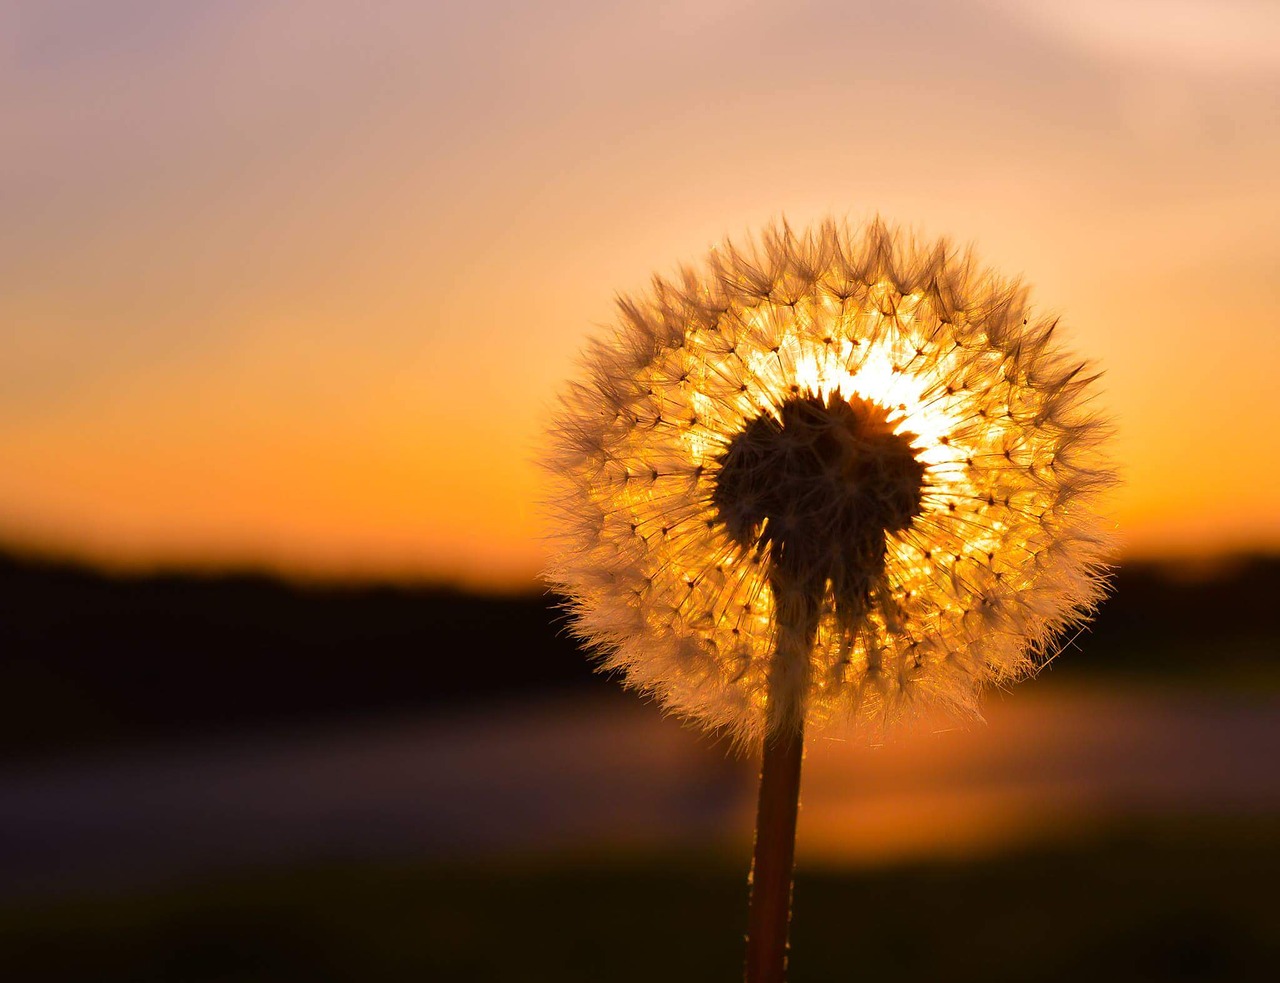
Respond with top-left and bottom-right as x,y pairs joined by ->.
1066,555 -> 1279,680
0,552 -> 597,759
0,550 -> 1276,759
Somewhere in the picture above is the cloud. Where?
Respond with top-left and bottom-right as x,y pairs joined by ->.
983,0 -> 1280,73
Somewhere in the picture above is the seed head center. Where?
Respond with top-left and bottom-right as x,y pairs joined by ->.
712,392 -> 926,619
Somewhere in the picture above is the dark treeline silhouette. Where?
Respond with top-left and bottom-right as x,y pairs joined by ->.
0,552 -> 593,759
0,550 -> 1275,759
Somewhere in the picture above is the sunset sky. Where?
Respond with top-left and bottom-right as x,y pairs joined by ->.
2,1 -> 1278,587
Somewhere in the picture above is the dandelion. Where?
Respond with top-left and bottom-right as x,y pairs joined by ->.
543,218 -> 1115,982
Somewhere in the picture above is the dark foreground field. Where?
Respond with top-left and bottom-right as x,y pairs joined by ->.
1,549 -> 1278,981
5,820 -> 1278,983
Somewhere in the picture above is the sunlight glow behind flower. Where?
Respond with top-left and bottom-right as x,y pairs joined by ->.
545,220 -> 1116,746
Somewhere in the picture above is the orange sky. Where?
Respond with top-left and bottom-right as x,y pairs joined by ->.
2,1 -> 1278,587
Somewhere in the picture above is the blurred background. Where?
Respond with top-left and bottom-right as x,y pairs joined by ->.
1,1 -> 1278,980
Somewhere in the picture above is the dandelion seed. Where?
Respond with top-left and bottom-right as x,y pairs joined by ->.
542,217 -> 1116,982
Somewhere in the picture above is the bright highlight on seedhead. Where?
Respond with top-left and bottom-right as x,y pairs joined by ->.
545,218 -> 1116,747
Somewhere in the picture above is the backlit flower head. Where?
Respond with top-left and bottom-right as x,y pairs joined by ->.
544,219 -> 1115,746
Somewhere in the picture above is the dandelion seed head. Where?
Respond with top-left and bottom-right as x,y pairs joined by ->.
543,218 -> 1117,747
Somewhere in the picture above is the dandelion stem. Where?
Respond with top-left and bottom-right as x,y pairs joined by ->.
744,718 -> 804,983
